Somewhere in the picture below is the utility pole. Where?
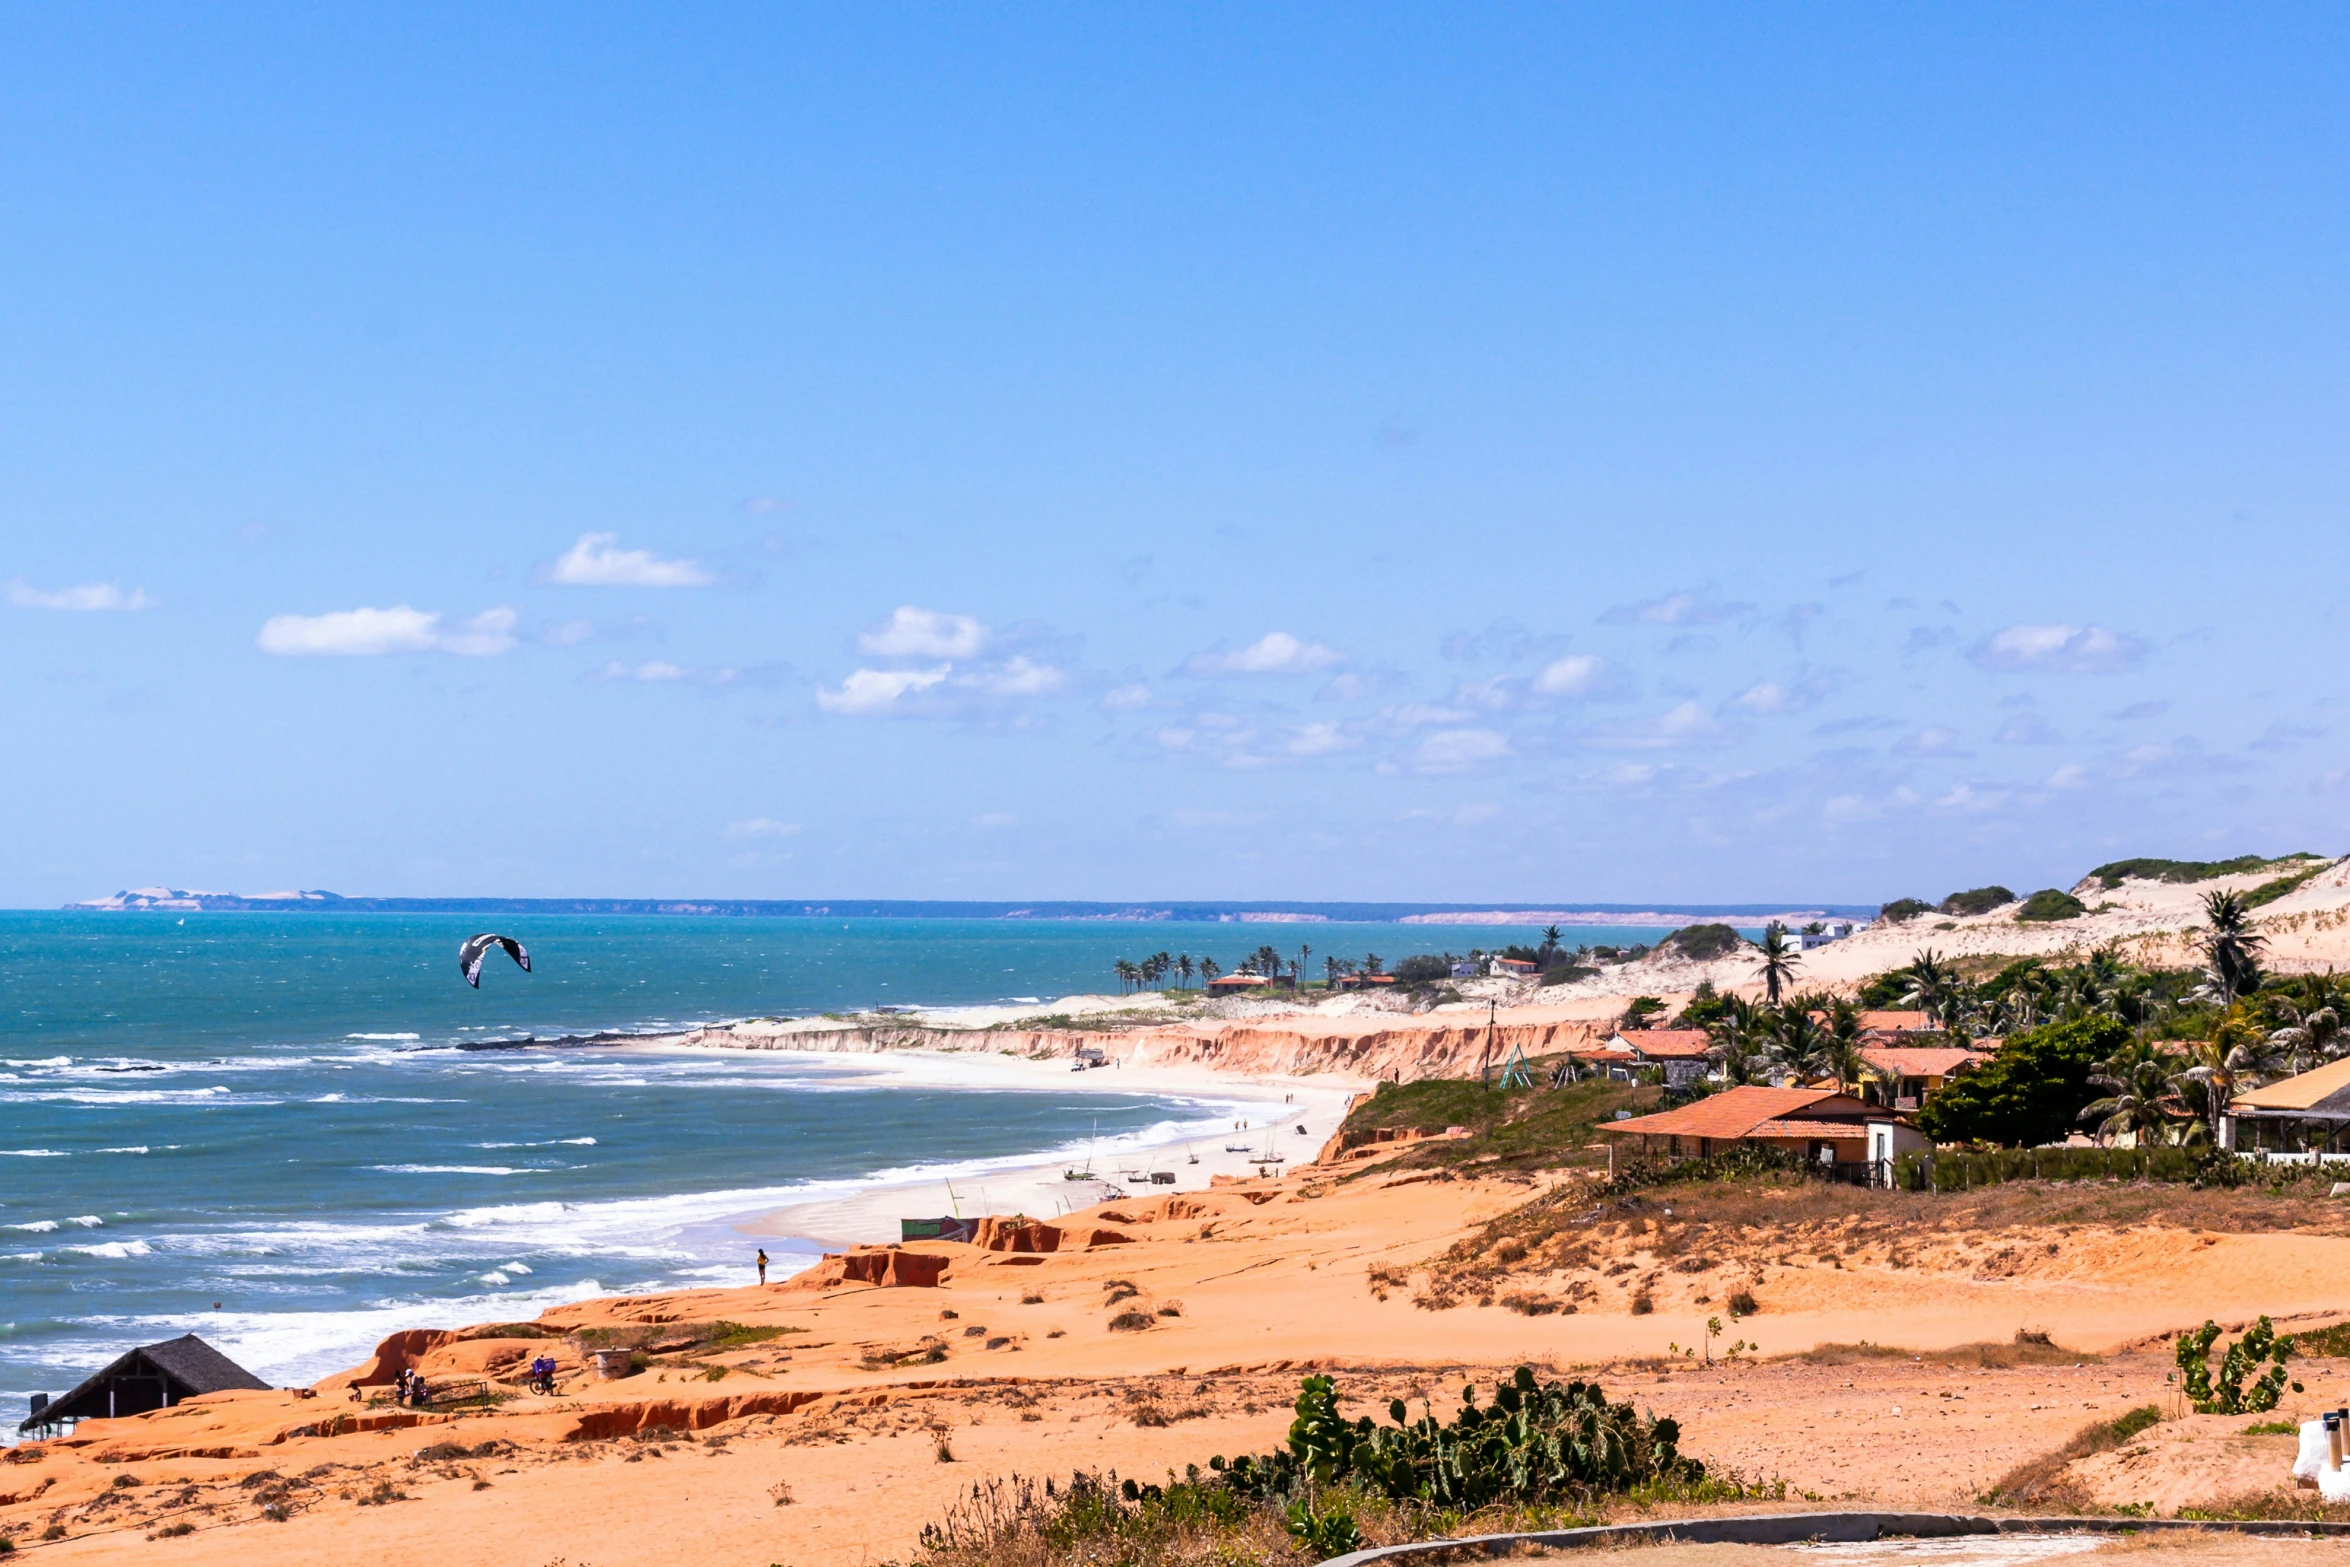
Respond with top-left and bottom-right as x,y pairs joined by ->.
1481,997 -> 1498,1089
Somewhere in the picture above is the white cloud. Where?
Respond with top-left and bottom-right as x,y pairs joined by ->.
1969,622 -> 2146,673
4,579 -> 152,611
1384,702 -> 1475,728
1183,631 -> 1345,677
435,606 -> 519,657
258,604 -> 509,657
1587,700 -> 1727,751
816,664 -> 950,714
1533,654 -> 1609,696
547,532 -> 712,588
723,818 -> 801,841
545,618 -> 599,647
1406,728 -> 1513,775
1601,591 -> 1751,627
1994,712 -> 2063,745
2047,763 -> 2089,789
1893,725 -> 1963,756
1100,683 -> 1154,712
1732,680 -> 1795,714
966,655 -> 1065,698
260,605 -> 441,656
1284,721 -> 1358,757
857,606 -> 988,659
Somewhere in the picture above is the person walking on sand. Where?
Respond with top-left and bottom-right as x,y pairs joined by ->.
756,1247 -> 768,1285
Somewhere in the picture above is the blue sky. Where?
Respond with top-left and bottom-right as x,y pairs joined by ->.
3,4 -> 2347,908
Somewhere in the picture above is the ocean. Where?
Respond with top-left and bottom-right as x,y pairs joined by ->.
0,910 -> 1672,1428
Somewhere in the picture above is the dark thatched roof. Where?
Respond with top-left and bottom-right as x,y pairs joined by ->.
20,1333 -> 269,1432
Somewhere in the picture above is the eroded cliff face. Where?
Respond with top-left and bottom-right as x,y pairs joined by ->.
658,1016 -> 1602,1084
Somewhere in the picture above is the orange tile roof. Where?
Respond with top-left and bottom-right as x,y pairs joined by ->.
1858,1010 -> 1933,1033
1599,1086 -> 1843,1140
1615,1029 -> 1714,1058
1859,1046 -> 1989,1078
1750,1119 -> 1880,1140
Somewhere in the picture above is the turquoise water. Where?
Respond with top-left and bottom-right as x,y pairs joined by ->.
0,911 -> 1652,1425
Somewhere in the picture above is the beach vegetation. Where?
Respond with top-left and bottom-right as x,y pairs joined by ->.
2089,854 -> 2323,889
1106,1310 -> 1155,1332
1334,1073 -> 1646,1176
1984,1403 -> 2165,1508
1913,1017 -> 2123,1146
1661,923 -> 1743,961
1878,897 -> 1932,923
1939,885 -> 2015,917
2175,1315 -> 2300,1414
2013,888 -> 2086,922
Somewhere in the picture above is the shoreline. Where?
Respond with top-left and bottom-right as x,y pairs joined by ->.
605,1039 -> 1370,1255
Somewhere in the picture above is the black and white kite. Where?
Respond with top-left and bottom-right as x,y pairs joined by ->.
458,933 -> 532,988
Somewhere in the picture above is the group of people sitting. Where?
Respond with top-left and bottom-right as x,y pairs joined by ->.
392,1368 -> 433,1407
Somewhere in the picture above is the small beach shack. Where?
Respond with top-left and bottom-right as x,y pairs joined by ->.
2222,1056 -> 2350,1153
19,1333 -> 269,1436
1205,973 -> 1275,994
1604,1029 -> 1715,1087
1597,1085 -> 1927,1181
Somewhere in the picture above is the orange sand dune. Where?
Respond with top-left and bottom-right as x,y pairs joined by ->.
11,1163 -> 2350,1563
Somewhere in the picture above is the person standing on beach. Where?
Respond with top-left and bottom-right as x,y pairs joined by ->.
756,1247 -> 768,1285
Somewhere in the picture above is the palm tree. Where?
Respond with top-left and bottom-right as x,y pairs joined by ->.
2170,1039 -> 2242,1146
1900,950 -> 1954,1027
1753,923 -> 1801,1007
1297,943 -> 1312,990
1771,1006 -> 1832,1086
1113,958 -> 1139,994
1176,954 -> 1194,990
2202,889 -> 2268,1001
2268,998 -> 2342,1076
1538,925 -> 1563,966
1364,952 -> 1383,976
1324,954 -> 1343,987
1199,956 -> 1222,983
2080,1041 -> 2185,1146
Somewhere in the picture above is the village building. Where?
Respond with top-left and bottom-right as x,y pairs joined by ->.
1857,1044 -> 1991,1109
1603,1029 -> 1714,1087
1204,973 -> 1275,993
1597,1084 -> 1928,1180
19,1334 -> 269,1436
1489,956 -> 1539,978
2222,1056 -> 2350,1153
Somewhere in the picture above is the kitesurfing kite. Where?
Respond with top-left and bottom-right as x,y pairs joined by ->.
458,933 -> 532,988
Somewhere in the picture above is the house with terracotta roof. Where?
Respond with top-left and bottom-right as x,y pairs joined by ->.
1205,973 -> 1275,993
1856,1010 -> 1934,1038
1857,1044 -> 1990,1109
1490,956 -> 1540,978
2222,1057 -> 2350,1154
1605,1029 -> 1714,1087
1598,1084 -> 1928,1179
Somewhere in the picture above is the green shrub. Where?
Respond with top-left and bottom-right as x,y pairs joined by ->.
2090,855 -> 2310,889
1939,886 -> 2016,917
1661,924 -> 1743,961
1390,954 -> 1453,986
1878,898 -> 1932,924
1210,1367 -> 1700,1510
2176,1317 -> 2301,1414
2014,889 -> 2087,923
1913,1016 -> 2126,1147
